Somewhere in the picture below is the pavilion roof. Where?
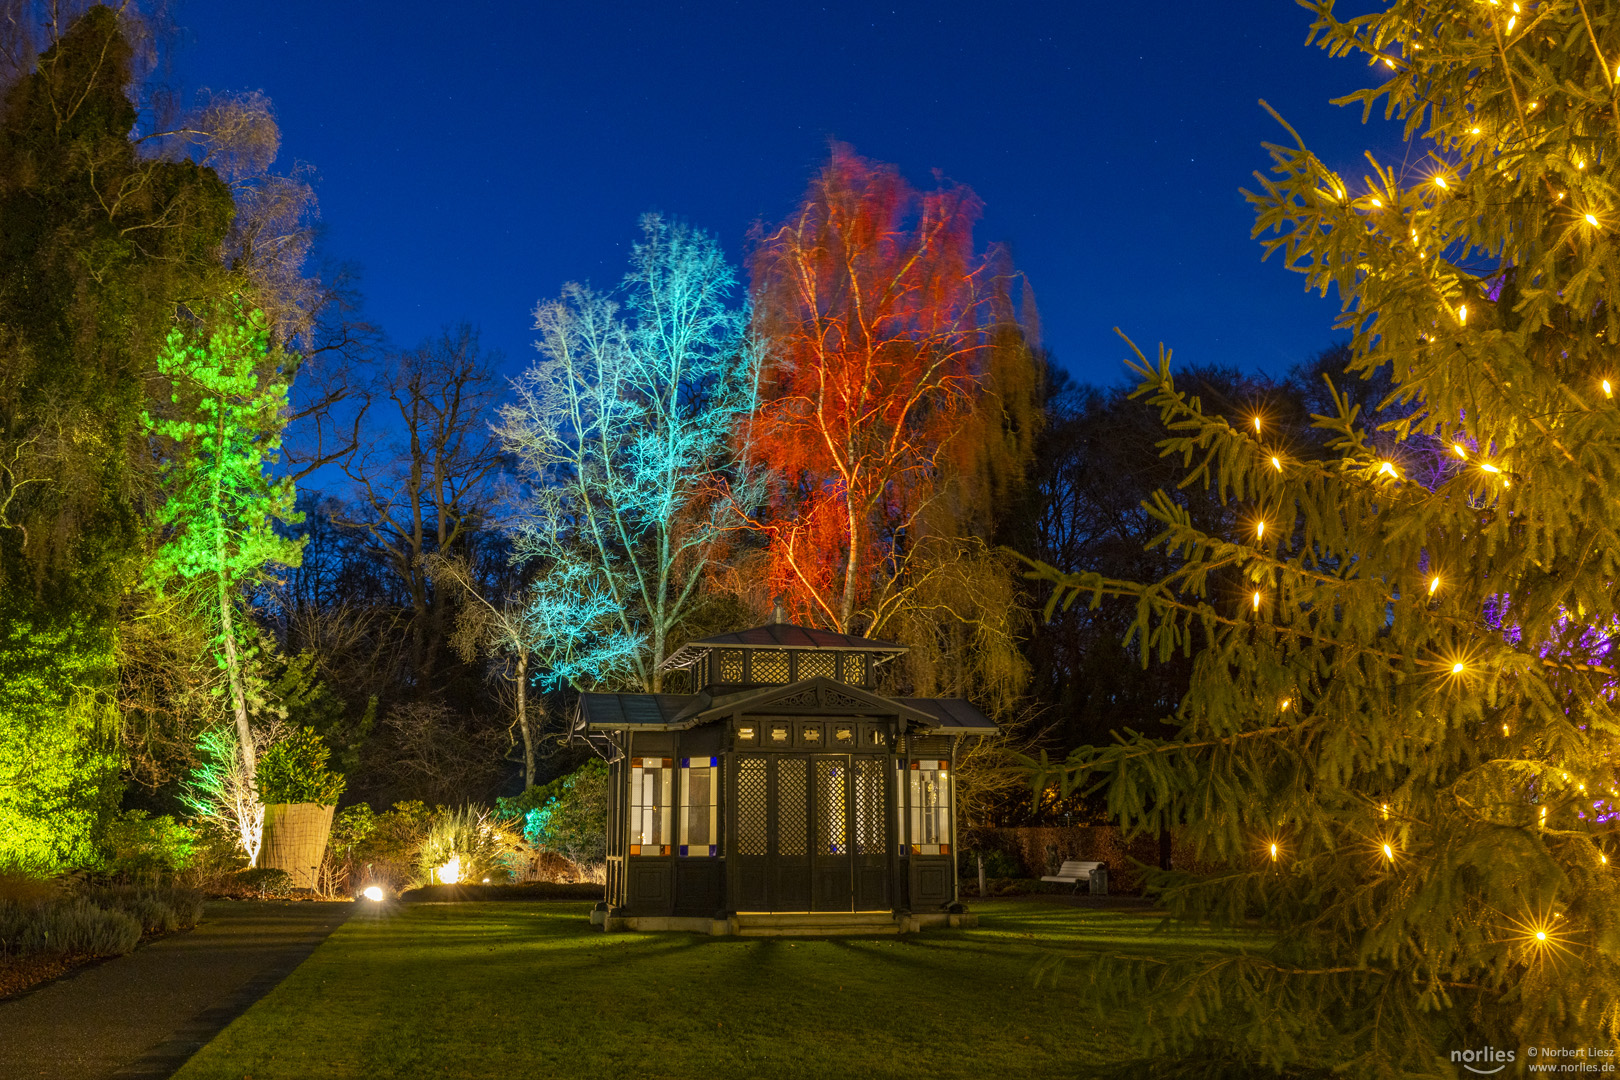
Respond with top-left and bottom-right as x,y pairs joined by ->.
661,621 -> 905,671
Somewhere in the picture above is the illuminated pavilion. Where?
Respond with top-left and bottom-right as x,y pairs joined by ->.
576,616 -> 995,935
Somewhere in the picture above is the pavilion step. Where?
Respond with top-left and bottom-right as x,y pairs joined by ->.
732,912 -> 901,937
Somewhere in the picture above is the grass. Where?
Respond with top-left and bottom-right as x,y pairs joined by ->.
173,898 -> 1261,1080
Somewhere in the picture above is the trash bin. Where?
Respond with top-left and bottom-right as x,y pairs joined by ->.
1088,864 -> 1109,896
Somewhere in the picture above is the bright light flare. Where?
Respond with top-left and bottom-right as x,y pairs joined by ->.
1255,521 -> 1265,540
363,885 -> 385,902
1587,213 -> 1601,227
1381,842 -> 1395,862
1252,591 -> 1262,611
1504,909 -> 1577,963
437,855 -> 462,885
1453,443 -> 1467,458
1481,463 -> 1500,474
1252,416 -> 1262,433
1269,842 -> 1278,861
1457,303 -> 1466,324
1378,461 -> 1397,477
1452,662 -> 1466,674
1429,576 -> 1440,596
1271,455 -> 1282,471
1603,378 -> 1613,398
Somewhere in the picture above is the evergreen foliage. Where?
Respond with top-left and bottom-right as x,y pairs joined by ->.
0,6 -> 234,869
1021,2 -> 1620,1070
254,728 -> 345,806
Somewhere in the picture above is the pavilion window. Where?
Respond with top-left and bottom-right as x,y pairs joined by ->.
797,651 -> 836,680
629,757 -> 672,855
909,760 -> 950,855
679,757 -> 719,856
840,653 -> 867,685
718,649 -> 744,682
751,649 -> 790,683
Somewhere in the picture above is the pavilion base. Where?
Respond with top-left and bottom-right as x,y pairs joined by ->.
599,910 -> 978,936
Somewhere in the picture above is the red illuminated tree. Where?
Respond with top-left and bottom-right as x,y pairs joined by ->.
742,146 -> 1035,639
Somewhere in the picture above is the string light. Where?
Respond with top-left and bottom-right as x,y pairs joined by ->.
1378,461 -> 1397,477
1452,662 -> 1466,674
1370,197 -> 1383,207
1271,455 -> 1282,471
1603,853 -> 1609,865
1503,723 -> 1510,736
1252,591 -> 1262,611
1256,521 -> 1265,540
1253,416 -> 1262,433
1453,443 -> 1467,458
1280,698 -> 1290,711
1270,842 -> 1278,861
1435,176 -> 1449,190
1429,576 -> 1440,596
1381,803 -> 1389,820
1586,213 -> 1601,227
1481,463 -> 1500,474
1382,842 -> 1395,862
1603,378 -> 1613,398
1470,126 -> 1481,135
1458,304 -> 1467,324
1384,58 -> 1396,69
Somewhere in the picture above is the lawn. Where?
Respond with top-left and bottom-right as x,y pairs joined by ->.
173,898 -> 1260,1080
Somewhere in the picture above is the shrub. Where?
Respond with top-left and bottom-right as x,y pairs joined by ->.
338,801 -> 437,893
89,885 -> 205,933
417,806 -> 516,886
102,810 -> 198,875
0,897 -> 141,959
0,868 -> 61,905
254,728 -> 346,806
512,760 -> 607,869
231,867 -> 293,898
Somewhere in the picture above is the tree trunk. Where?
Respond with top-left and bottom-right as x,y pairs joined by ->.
515,648 -> 534,789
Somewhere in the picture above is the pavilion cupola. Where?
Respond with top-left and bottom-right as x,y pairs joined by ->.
662,620 -> 906,692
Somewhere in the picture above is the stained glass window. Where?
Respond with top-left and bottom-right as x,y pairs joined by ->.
719,649 -> 744,682
679,757 -> 719,856
909,760 -> 950,856
840,653 -> 867,685
629,757 -> 672,855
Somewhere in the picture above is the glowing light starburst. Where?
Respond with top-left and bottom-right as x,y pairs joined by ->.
1501,908 -> 1578,965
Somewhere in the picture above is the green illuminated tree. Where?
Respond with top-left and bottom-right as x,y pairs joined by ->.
1023,2 -> 1620,1072
146,309 -> 303,863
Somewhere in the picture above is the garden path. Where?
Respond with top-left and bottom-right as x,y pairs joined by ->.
0,900 -> 353,1080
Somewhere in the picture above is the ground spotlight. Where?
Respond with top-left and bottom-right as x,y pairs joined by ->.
363,885 -> 386,902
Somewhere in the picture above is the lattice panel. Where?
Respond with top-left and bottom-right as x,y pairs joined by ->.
840,653 -> 867,685
797,651 -> 836,680
736,757 -> 767,855
719,650 -> 744,682
751,650 -> 789,683
854,757 -> 887,854
815,759 -> 848,856
777,758 -> 807,855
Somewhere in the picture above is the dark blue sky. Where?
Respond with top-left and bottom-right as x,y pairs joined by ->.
172,1 -> 1399,388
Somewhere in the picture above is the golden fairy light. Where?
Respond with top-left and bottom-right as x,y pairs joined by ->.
1503,908 -> 1577,964
1381,842 -> 1395,862
1502,723 -> 1510,736
1453,443 -> 1467,458
1429,576 -> 1440,596
1256,521 -> 1265,540
1457,303 -> 1467,324
1586,212 -> 1601,227
1435,176 -> 1449,190
1252,591 -> 1262,612
1481,463 -> 1500,474
1252,416 -> 1262,433
1603,378 -> 1613,398
1378,461 -> 1397,477
1269,842 -> 1278,861
1280,698 -> 1290,711
1271,455 -> 1282,471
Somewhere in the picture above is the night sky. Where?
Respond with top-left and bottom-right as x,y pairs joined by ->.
172,1 -> 1401,390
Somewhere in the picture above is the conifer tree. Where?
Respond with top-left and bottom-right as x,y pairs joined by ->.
146,309 -> 303,864
1024,2 -> 1620,1071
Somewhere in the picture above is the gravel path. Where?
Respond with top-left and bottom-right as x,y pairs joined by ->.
0,900 -> 354,1080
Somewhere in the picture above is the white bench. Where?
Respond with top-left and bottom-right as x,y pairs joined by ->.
1040,859 -> 1107,895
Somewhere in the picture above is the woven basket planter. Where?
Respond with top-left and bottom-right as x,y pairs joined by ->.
260,802 -> 336,890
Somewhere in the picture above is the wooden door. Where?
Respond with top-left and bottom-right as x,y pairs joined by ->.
773,756 -> 812,910
810,756 -> 854,912
851,756 -> 891,910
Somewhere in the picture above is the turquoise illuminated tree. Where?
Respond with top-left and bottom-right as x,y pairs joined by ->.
1022,1 -> 1620,1072
147,308 -> 303,864
497,214 -> 757,691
